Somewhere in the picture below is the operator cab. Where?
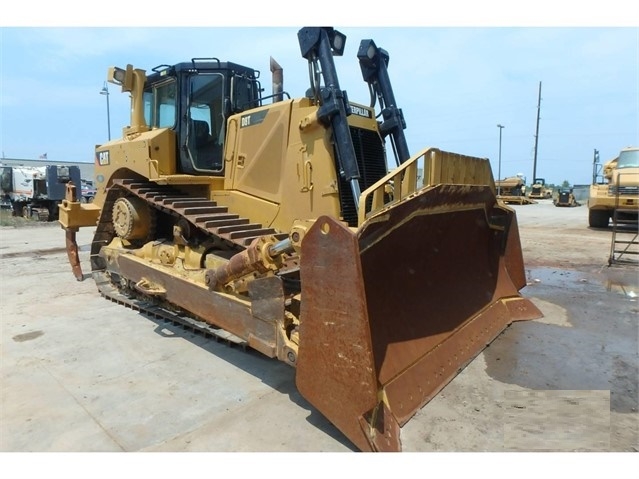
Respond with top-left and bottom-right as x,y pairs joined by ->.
144,59 -> 262,176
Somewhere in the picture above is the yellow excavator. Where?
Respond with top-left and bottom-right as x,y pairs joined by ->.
59,27 -> 542,452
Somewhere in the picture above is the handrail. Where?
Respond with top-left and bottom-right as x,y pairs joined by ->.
357,147 -> 495,225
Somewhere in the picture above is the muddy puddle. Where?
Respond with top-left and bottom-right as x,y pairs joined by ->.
484,266 -> 638,414
525,266 -> 638,300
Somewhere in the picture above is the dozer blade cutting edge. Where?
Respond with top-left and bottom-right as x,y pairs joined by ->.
296,181 -> 542,452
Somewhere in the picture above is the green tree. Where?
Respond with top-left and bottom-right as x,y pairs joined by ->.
561,180 -> 570,188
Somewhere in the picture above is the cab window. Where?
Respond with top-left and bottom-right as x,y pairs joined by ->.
143,79 -> 177,129
186,73 -> 225,173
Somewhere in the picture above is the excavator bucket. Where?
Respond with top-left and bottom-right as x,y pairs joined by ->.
295,148 -> 542,452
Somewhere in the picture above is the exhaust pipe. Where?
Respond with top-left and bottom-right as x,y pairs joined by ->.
270,57 -> 283,103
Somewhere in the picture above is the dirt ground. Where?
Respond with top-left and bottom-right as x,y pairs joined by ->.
0,199 -> 637,474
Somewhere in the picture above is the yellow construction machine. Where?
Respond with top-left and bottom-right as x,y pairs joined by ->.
59,27 -> 542,452
554,187 -> 580,207
588,147 -> 639,227
528,178 -> 553,200
495,174 -> 536,205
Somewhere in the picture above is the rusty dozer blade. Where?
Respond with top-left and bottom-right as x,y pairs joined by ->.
296,184 -> 542,452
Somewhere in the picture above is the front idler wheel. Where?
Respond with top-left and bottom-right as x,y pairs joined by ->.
112,196 -> 152,240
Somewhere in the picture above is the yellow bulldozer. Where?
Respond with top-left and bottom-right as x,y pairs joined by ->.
528,178 -> 553,200
59,27 -> 541,452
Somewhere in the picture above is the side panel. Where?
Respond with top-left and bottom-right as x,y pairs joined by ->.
220,99 -> 344,232
231,103 -> 289,198
93,128 -> 176,203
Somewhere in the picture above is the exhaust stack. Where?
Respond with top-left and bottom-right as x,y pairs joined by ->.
270,57 -> 283,103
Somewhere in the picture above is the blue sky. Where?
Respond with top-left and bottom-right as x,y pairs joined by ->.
1,3 -> 637,187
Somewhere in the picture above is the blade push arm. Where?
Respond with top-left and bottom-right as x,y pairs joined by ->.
357,39 -> 410,165
298,27 -> 362,209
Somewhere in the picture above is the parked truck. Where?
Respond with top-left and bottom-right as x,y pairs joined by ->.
496,174 -> 525,195
588,147 -> 639,228
0,164 -> 82,221
495,173 -> 535,204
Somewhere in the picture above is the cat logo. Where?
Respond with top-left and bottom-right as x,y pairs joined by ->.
96,150 -> 110,166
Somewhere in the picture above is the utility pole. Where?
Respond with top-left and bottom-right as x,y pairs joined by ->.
532,81 -> 542,183
497,124 -> 505,195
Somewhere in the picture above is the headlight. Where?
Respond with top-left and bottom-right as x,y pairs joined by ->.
330,30 -> 346,56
